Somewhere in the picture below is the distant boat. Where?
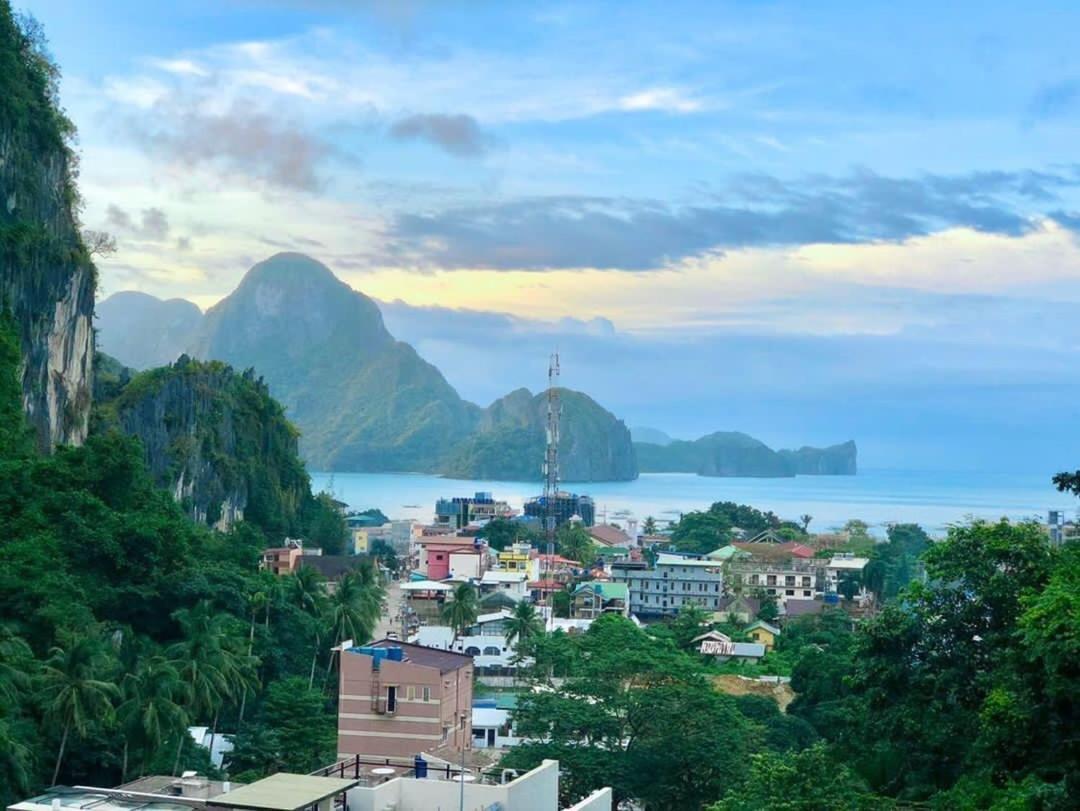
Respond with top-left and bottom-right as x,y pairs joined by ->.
402,504 -> 421,509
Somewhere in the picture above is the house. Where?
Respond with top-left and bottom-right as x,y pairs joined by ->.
298,556 -> 367,591
692,630 -> 766,662
338,640 -> 474,760
587,524 -> 632,548
611,553 -> 725,618
400,579 -> 453,624
471,700 -> 520,749
414,537 -> 490,581
497,543 -> 540,580
725,546 -> 820,607
823,554 -> 870,598
745,620 -> 780,651
479,570 -> 529,602
9,763 -> 613,811
434,492 -> 515,529
412,611 -> 518,676
713,595 -> 761,624
261,539 -> 305,576
782,598 -> 826,619
571,582 -> 629,619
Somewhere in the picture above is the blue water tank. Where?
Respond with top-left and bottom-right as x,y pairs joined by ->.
385,646 -> 404,662
413,756 -> 428,779
824,592 -> 840,605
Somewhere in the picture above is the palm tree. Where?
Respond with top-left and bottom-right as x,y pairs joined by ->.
558,525 -> 596,565
167,602 -> 245,774
642,516 -> 658,536
39,634 -> 119,785
117,655 -> 187,781
442,583 -> 479,639
504,600 -> 544,648
287,567 -> 329,688
323,566 -> 384,684
800,514 -> 813,533
0,624 -> 32,706
0,717 -> 32,799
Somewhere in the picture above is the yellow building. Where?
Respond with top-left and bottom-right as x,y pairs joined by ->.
745,620 -> 780,652
352,528 -> 369,554
497,542 -> 539,580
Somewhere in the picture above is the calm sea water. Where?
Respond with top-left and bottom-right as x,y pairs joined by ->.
310,469 -> 1074,537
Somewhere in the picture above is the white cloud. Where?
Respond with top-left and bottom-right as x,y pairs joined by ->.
147,58 -> 209,77
618,87 -> 703,113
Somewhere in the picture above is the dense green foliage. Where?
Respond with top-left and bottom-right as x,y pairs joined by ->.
0,316 -> 383,805
669,501 -> 805,554
636,433 -> 856,477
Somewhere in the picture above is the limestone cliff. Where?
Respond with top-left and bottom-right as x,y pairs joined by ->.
95,355 -> 312,533
0,8 -> 94,451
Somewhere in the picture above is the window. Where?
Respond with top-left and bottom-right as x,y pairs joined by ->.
802,576 -> 812,587
436,554 -> 444,560
386,685 -> 397,713
803,590 -> 812,597
767,575 -> 776,586
785,589 -> 795,596
423,686 -> 431,702
465,646 -> 481,656
406,685 -> 415,700
785,575 -> 795,586
483,646 -> 500,656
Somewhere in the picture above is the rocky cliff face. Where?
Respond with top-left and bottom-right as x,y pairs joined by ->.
96,291 -> 202,370
1,9 -> 95,451
636,432 -> 857,477
97,356 -> 311,531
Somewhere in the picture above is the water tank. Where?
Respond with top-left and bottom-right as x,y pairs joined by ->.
413,755 -> 428,779
385,646 -> 404,662
824,592 -> 839,604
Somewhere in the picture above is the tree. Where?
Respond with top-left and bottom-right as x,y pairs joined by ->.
799,514 -> 813,532
551,588 -> 572,619
0,624 -> 32,706
325,564 -> 385,680
442,582 -> 479,638
709,744 -> 882,810
642,516 -> 657,535
116,654 -> 187,782
557,523 -> 596,565
671,603 -> 710,650
39,633 -> 119,785
481,517 -> 530,551
755,590 -> 779,623
505,600 -> 544,648
287,567 -> 328,688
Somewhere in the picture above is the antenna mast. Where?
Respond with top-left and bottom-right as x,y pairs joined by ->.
543,352 -> 561,546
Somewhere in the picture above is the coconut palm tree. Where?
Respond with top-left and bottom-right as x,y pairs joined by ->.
167,601 -> 244,774
0,624 -> 32,706
288,567 -> 328,688
504,600 -> 544,648
0,717 -> 32,800
39,633 -> 119,785
442,583 -> 479,639
117,655 -> 187,782
642,516 -> 658,535
800,514 -> 813,533
322,566 -> 384,684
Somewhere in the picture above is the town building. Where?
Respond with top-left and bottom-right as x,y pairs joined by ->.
745,620 -> 780,651
412,611 -> 518,676
822,554 -> 870,597
497,542 -> 541,580
8,763 -> 612,811
611,553 -> 725,617
714,595 -> 762,624
261,538 -> 317,576
479,569 -> 529,602
434,492 -> 515,529
298,555 -> 367,592
414,536 -> 490,581
523,491 -> 596,528
571,581 -> 629,619
471,699 -> 520,749
338,640 -> 474,760
692,630 -> 766,663
587,524 -> 633,548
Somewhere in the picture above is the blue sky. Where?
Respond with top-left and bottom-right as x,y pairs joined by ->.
22,0 -> 1080,472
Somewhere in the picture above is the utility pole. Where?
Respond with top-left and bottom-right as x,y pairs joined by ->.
543,352 -> 560,630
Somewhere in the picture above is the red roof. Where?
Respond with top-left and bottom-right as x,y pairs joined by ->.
587,524 -> 632,546
528,580 -> 563,590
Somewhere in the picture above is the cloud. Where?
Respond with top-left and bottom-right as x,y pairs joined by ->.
105,204 -> 171,241
618,87 -> 702,113
381,167 -> 1080,271
129,99 -> 340,190
148,58 -> 210,77
389,113 -> 489,157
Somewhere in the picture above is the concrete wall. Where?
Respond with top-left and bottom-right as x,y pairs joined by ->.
565,787 -> 613,811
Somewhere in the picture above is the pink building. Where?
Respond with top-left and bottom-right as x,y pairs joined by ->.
416,537 -> 490,581
338,640 -> 474,760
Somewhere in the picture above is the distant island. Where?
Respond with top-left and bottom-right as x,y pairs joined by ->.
96,253 -> 856,481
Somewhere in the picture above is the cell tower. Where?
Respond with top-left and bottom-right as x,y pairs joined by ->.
543,352 -> 561,548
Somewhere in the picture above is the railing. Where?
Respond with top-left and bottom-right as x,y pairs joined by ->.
311,755 -> 482,785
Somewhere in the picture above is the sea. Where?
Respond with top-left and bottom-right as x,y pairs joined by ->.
310,468 -> 1075,537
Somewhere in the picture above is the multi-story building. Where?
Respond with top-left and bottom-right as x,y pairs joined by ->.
261,539 -> 318,576
523,491 -> 596,528
726,555 -> 820,606
571,582 -> 629,619
434,492 -> 515,529
338,640 -> 474,760
414,537 -> 490,580
611,553 -> 725,617
497,542 -> 540,580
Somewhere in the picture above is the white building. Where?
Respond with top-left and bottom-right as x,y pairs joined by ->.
823,554 -> 870,597
471,703 -> 520,749
479,569 -> 529,601
611,553 -> 725,617
412,611 -> 519,674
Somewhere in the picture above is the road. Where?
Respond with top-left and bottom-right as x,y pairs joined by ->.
374,578 -> 404,641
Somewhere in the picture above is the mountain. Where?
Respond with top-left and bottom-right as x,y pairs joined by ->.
93,352 -> 339,538
444,387 -> 638,481
189,252 -> 482,471
96,290 -> 202,369
632,426 -> 674,446
636,432 -> 856,477
0,7 -> 94,450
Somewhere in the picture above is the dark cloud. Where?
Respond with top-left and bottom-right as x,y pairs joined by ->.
382,166 -> 1080,270
130,99 -> 339,191
389,113 -> 488,157
105,204 -> 170,241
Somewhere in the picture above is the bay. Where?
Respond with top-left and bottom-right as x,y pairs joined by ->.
311,468 -> 1074,536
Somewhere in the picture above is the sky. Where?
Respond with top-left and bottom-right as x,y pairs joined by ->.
22,0 -> 1080,473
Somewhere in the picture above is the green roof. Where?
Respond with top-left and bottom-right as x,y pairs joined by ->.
706,545 -> 749,561
574,581 -> 629,601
